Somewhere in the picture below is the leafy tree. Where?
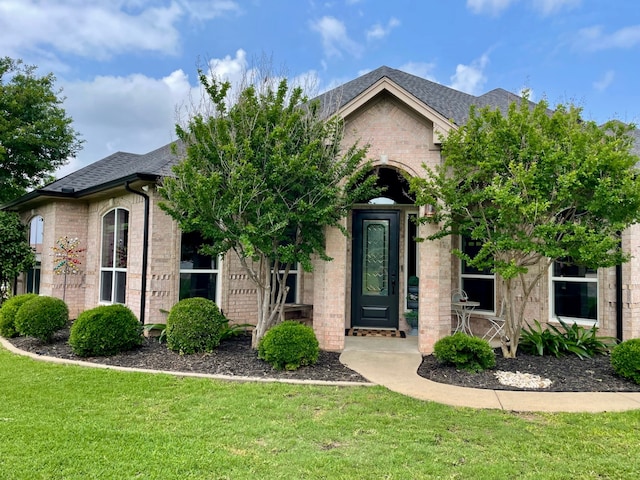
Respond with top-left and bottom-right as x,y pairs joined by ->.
159,70 -> 375,345
0,211 -> 35,303
411,96 -> 640,358
0,57 -> 83,203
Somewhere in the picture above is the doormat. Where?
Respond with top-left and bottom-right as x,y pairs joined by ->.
346,328 -> 406,338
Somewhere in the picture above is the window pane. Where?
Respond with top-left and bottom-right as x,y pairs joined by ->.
362,220 -> 389,296
115,271 -> 127,304
462,278 -> 495,311
461,237 -> 491,275
553,261 -> 596,278
101,211 -> 115,267
116,210 -> 128,268
180,231 -> 216,270
180,273 -> 217,301
101,271 -> 113,302
554,281 -> 597,320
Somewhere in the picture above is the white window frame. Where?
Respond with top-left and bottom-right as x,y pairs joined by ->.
460,236 -> 496,314
99,208 -> 128,304
273,263 -> 300,304
549,260 -> 598,326
27,215 -> 44,294
179,231 -> 222,304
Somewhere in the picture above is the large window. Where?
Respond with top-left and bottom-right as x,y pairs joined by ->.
179,231 -> 220,303
100,208 -> 128,303
460,237 -> 495,312
27,216 -> 44,294
273,263 -> 299,304
551,260 -> 598,323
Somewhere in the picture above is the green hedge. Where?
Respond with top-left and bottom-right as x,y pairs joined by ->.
433,332 -> 496,373
166,297 -> 227,354
0,294 -> 38,338
258,321 -> 319,371
69,304 -> 143,357
611,339 -> 640,385
14,296 -> 68,343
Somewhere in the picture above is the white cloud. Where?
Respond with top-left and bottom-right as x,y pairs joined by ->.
531,0 -> 581,15
574,25 -> 640,51
467,0 -> 581,15
0,0 -> 239,60
398,62 -> 437,81
449,54 -> 490,95
366,17 -> 401,41
466,0 -> 516,16
593,70 -> 615,92
56,68 -> 198,177
311,16 -> 363,58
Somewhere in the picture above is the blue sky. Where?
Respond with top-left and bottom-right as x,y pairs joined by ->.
1,0 -> 639,177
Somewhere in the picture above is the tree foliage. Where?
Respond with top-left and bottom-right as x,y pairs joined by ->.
0,211 -> 36,303
159,69 -> 375,345
0,57 -> 83,203
411,96 -> 640,357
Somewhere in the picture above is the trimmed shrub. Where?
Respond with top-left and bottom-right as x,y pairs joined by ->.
258,321 -> 319,371
166,297 -> 227,354
433,332 -> 496,373
14,296 -> 68,343
0,293 -> 38,338
69,304 -> 143,357
611,339 -> 640,385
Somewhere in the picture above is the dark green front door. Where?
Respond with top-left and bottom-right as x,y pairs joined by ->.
351,210 -> 399,329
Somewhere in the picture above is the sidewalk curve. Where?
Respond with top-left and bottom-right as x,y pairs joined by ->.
339,336 -> 640,413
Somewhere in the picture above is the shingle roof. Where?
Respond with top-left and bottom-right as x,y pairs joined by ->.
314,65 -> 522,125
5,65 -> 638,209
40,141 -> 183,195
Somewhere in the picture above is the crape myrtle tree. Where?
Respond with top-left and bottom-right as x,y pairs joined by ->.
0,57 -> 82,203
0,211 -> 35,303
159,68 -> 376,346
411,96 -> 640,358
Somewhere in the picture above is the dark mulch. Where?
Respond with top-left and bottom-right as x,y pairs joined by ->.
7,327 -> 640,392
6,326 -> 368,384
418,350 -> 640,392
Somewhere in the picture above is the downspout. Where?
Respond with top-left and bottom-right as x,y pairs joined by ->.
616,262 -> 623,342
125,181 -> 150,325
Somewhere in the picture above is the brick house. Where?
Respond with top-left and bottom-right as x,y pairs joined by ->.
5,66 -> 640,353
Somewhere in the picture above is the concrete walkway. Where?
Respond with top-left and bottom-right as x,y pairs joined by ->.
339,335 -> 640,413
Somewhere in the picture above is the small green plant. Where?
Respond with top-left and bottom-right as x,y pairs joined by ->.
610,339 -> 640,385
404,310 -> 418,328
0,293 -> 38,338
14,296 -> 68,343
143,323 -> 168,343
258,321 -> 319,371
69,304 -> 143,357
433,332 -> 496,373
166,297 -> 227,354
520,318 -> 616,359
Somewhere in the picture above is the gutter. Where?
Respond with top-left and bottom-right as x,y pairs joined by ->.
124,181 -> 151,325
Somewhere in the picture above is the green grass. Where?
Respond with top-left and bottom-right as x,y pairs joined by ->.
1,347 -> 639,479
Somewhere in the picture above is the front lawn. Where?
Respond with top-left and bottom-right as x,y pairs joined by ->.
1,347 -> 639,479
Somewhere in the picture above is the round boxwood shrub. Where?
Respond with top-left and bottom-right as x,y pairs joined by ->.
14,296 -> 68,343
69,304 -> 143,357
166,297 -> 226,354
433,332 -> 496,373
258,321 -> 319,371
0,293 -> 38,338
611,339 -> 640,385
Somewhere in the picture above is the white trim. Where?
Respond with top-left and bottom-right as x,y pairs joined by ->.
548,261 -> 599,326
459,236 -> 496,314
99,208 -> 129,304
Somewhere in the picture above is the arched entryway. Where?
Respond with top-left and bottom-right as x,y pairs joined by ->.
350,166 -> 417,330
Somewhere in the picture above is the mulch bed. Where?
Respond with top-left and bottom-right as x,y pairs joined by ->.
418,350 -> 640,392
6,326 -> 640,392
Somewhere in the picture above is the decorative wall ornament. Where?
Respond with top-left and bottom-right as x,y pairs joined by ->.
51,236 -> 85,301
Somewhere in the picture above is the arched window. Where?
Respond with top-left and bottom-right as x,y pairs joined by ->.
27,216 -> 44,294
100,208 -> 128,303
